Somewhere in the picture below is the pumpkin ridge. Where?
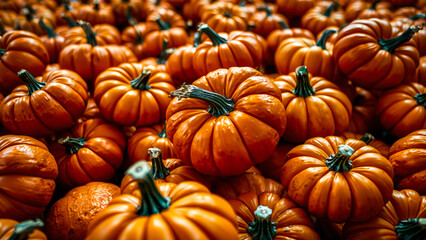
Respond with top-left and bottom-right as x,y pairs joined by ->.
387,102 -> 421,132
41,87 -> 80,120
203,117 -> 224,176
227,112 -> 255,163
26,95 -> 55,134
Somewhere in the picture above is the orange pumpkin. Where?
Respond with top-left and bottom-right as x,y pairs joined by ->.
346,87 -> 378,134
0,219 -> 47,240
248,5 -> 289,38
86,161 -> 239,240
74,0 -> 116,25
44,182 -> 120,240
0,135 -> 58,221
200,1 -> 249,33
341,132 -> 390,158
417,56 -> 426,85
0,9 -> 17,27
301,1 -> 346,35
62,22 -> 121,46
276,0 -> 315,16
38,17 -> 65,63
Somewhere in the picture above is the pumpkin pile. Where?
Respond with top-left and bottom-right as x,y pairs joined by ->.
0,0 -> 426,239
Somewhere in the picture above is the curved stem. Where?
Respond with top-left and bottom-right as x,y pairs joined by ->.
360,133 -> 374,145
126,5 -> 138,26
157,38 -> 173,65
38,17 -> 57,38
169,83 -> 235,117
125,161 -> 171,216
148,148 -> 170,180
248,206 -> 277,240
193,31 -> 202,48
62,15 -> 78,28
58,137 -> 86,155
130,69 -> 152,90
257,6 -> 273,17
323,2 -> 338,17
415,93 -> 426,107
369,0 -> 380,10
292,66 -> 315,98
158,124 -> 167,138
156,17 -> 170,31
197,23 -> 227,46
409,13 -> 426,21
278,19 -> 289,29
9,219 -> 44,240
18,70 -> 46,95
395,218 -> 426,240
0,20 -> 6,36
78,20 -> 98,46
316,29 -> 337,50
325,145 -> 354,172
379,24 -> 424,54
133,26 -> 144,45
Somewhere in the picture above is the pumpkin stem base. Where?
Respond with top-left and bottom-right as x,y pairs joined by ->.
395,218 -> 426,240
316,29 -> 337,50
158,124 -> 167,138
18,70 -> 47,96
323,2 -> 338,17
378,24 -> 424,54
0,49 -> 5,58
360,133 -> 374,145
292,66 -> 316,97
148,148 -> 170,180
130,69 -> 152,90
58,137 -> 86,155
325,145 -> 354,172
9,219 -> 44,240
415,93 -> 426,108
248,205 -> 277,240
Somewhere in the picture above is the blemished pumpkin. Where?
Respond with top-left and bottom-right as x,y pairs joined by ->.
342,189 -> 426,240
229,192 -> 320,240
166,67 -> 286,176
86,161 -> 239,240
0,69 -> 88,137
0,135 -> 58,221
44,182 -> 121,240
281,136 -> 394,223
48,118 -> 126,189
388,129 -> 426,195
0,218 -> 47,240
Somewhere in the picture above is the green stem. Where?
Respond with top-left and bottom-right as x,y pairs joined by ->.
125,161 -> 171,216
378,24 -> 424,54
369,0 -> 380,10
278,19 -> 289,29
325,145 -> 354,172
292,66 -> 315,98
257,6 -> 273,17
38,17 -> 57,38
133,26 -> 144,45
323,2 -> 338,17
316,29 -> 337,50
169,83 -> 235,117
126,6 -> 138,26
193,31 -> 201,48
9,219 -> 44,240
0,20 -> 6,36
157,38 -> 174,65
62,15 -> 78,28
247,206 -> 277,240
395,218 -> 426,240
122,0 -> 129,2
148,148 -> 170,180
158,124 -> 167,138
0,49 -> 4,58
58,137 -> 86,155
130,69 -> 152,90
93,0 -> 99,10
415,93 -> 426,107
156,17 -> 170,31
22,8 -> 34,21
78,21 -> 98,46
197,23 -> 227,46
18,70 -> 46,95
409,14 -> 426,21
360,133 -> 374,145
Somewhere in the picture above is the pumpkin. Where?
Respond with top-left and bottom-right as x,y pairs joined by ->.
192,23 -> 263,77
276,0 -> 316,16
53,1 -> 80,27
341,132 -> 390,157
345,0 -> 392,22
281,136 -> 394,222
138,38 -> 174,73
74,0 -> 116,25
248,5 -> 288,38
59,21 -> 136,89
346,87 -> 378,134
141,0 -> 174,20
0,30 -> 49,95
229,192 -> 320,240
48,118 -> 126,189
93,62 -> 175,127
256,140 -> 296,181
274,66 -> 352,143
200,1 -> 249,33
145,8 -> 186,35
0,135 -> 58,221
212,167 -> 283,200
121,9 -> 148,60
166,67 -> 286,176
342,189 -> 426,239
0,219 -> 47,240
38,17 -> 65,63
383,0 -> 418,6
15,5 -> 56,36
316,25 -> 340,45
128,123 -> 177,164
62,22 -> 121,47
111,0 -> 144,27
182,0 -> 210,23
0,69 -> 88,137
44,182 -> 121,240
121,147 -> 211,196
0,10 -> 17,27
25,0 -> 57,11
333,18 -> 421,89
301,1 -> 346,35
357,0 -> 393,20
417,56 -> 426,85
275,30 -> 339,81
0,0 -> 23,12
77,97 -> 102,123
377,82 -> 426,138
388,129 -> 426,195
86,161 -> 239,240
393,7 -> 423,20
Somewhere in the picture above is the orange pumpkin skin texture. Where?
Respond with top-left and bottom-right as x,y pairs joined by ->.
16,5 -> 56,36
192,24 -> 263,78
0,69 -> 88,137
48,118 -> 126,189
0,10 -> 17,27
0,219 -> 47,240
345,0 -> 392,22
121,22 -> 148,60
39,18 -> 65,64
377,82 -> 426,138
301,1 -> 346,35
0,135 -> 58,221
276,0 -> 315,16
346,87 -> 378,134
229,192 -> 320,240
62,23 -> 121,47
356,0 -> 393,21
281,136 -> 394,223
417,56 -> 426,85
128,123 -> 177,164
333,18 -> 420,89
44,182 -> 120,240
93,63 -> 175,127
248,6 -> 288,38
77,97 -> 102,123
388,130 -> 426,195
256,141 -> 296,181
0,30 -> 49,95
341,132 -> 390,158
166,67 -> 286,176
274,66 -> 352,143
342,189 -> 426,240
200,2 -> 249,33
86,161 -> 239,240
74,1 -> 116,25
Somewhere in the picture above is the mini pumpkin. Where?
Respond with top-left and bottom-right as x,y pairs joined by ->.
200,1 -> 249,33
38,17 -> 65,63
301,1 -> 346,35
0,219 -> 46,240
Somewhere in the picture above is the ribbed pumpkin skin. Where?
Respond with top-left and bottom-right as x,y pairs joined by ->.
0,135 -> 58,221
0,219 -> 47,240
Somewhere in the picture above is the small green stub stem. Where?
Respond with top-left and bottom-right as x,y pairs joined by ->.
369,0 -> 380,10
395,218 -> 426,240
360,133 -> 374,145
17,70 -> 47,95
58,137 -> 86,155
415,93 -> 426,107
248,205 -> 277,240
0,49 -> 5,58
156,17 -> 171,31
292,66 -> 316,98
148,148 -> 170,180
325,145 -> 354,172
